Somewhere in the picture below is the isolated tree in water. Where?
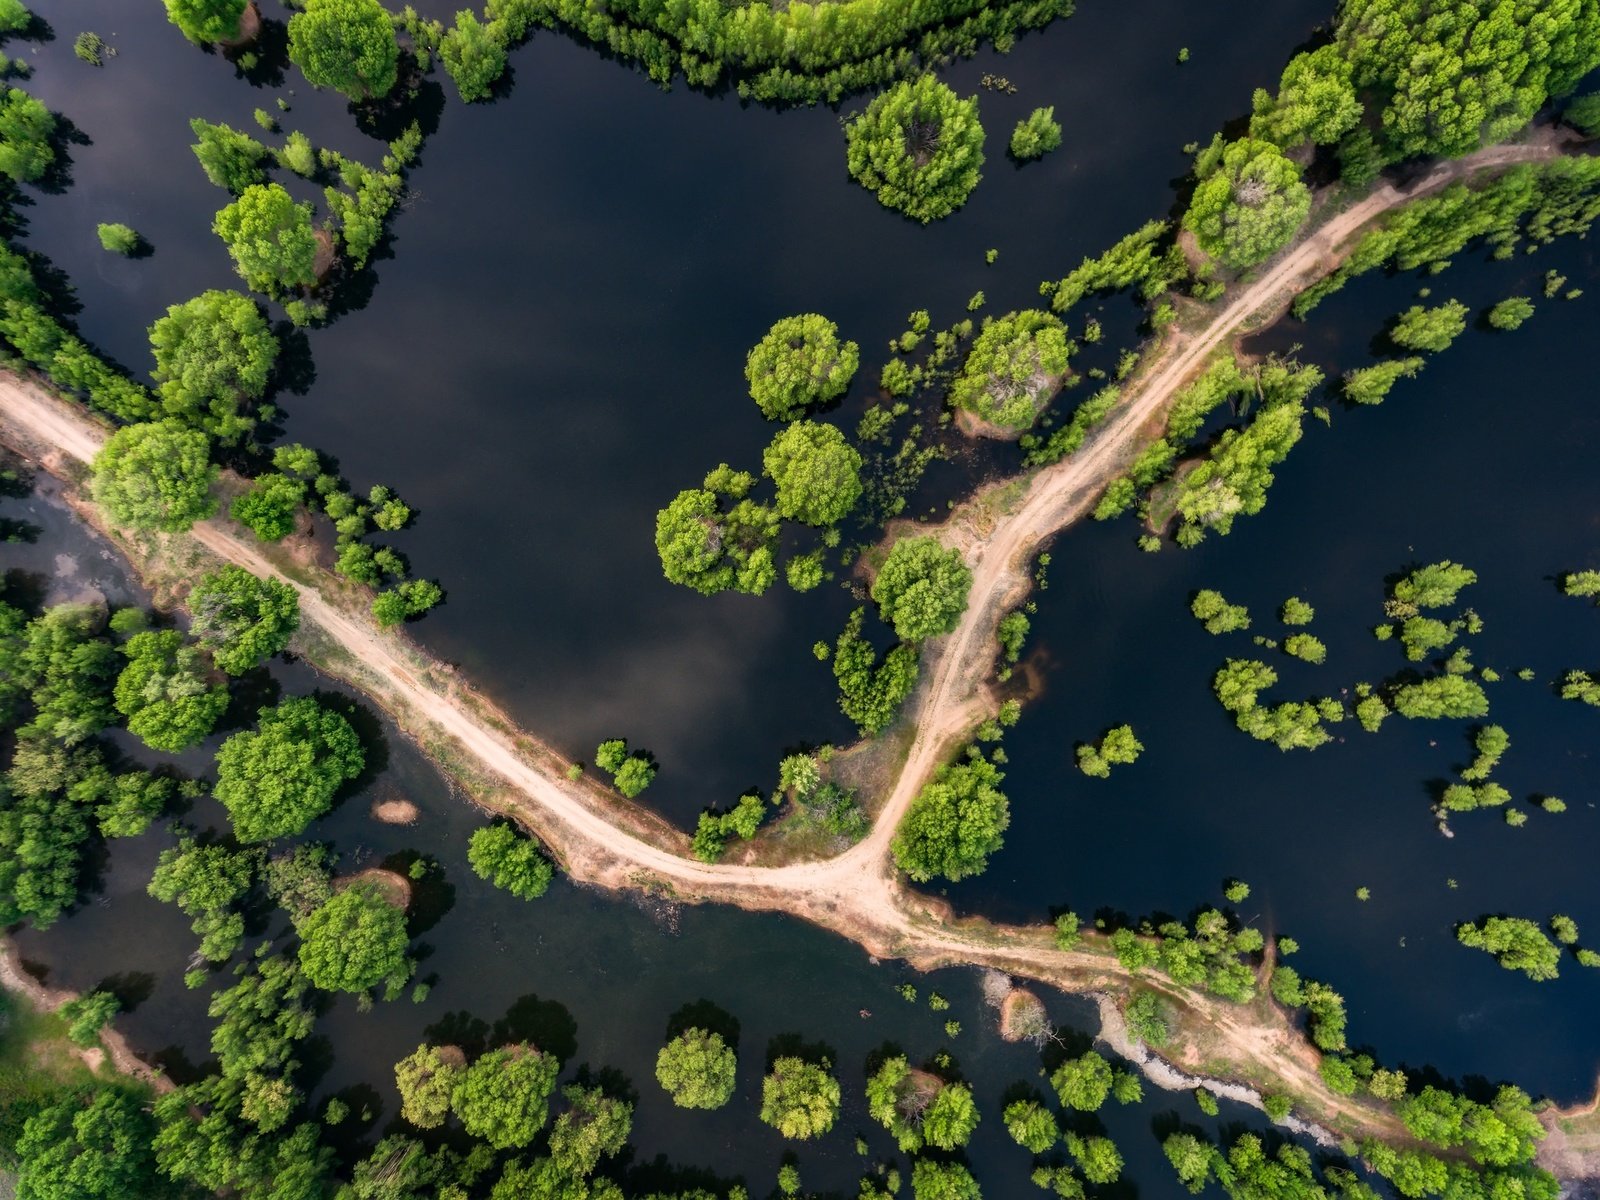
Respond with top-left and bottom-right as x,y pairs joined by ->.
745,314 -> 859,421
846,76 -> 985,222
288,0 -> 399,100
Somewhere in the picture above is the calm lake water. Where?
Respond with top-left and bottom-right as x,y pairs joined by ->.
6,0 -> 1600,1189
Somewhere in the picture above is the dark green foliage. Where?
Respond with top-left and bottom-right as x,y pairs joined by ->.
297,882 -> 411,993
17,1089 -> 166,1199
1567,92 -> 1600,135
288,0 -> 399,100
60,990 -> 119,1048
1125,991 -> 1171,1045
655,1028 -> 736,1109
440,10 -> 507,101
655,467 -> 779,596
745,314 -> 859,421
114,629 -> 227,752
90,422 -> 218,533
149,837 -> 257,962
149,290 -> 279,443
1456,917 -> 1561,981
190,118 -> 270,193
1184,137 -> 1310,268
948,309 -> 1070,429
231,474 -> 304,542
1249,45 -> 1361,148
213,184 -> 320,298
0,85 -> 54,183
467,822 -> 554,899
891,751 -> 1007,881
845,76 -> 984,222
871,536 -> 972,641
165,0 -> 248,43
1010,106 -> 1061,160
188,566 -> 299,676
833,607 -> 920,734
214,697 -> 363,842
1022,383 -> 1121,466
763,420 -> 863,525
14,603 -> 118,745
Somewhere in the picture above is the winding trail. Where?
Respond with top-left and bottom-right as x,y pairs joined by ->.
0,130 -> 1578,1151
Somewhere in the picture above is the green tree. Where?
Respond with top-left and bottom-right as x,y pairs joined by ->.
922,1081 -> 979,1150
1249,46 -> 1362,148
1051,1051 -> 1113,1111
214,696 -> 363,842
114,629 -> 227,752
1487,296 -> 1534,330
288,0 -> 399,100
1191,589 -> 1250,634
1010,107 -> 1062,160
846,76 -> 984,223
0,85 -> 55,183
1076,724 -> 1142,778
212,184 -> 320,297
833,607 -> 920,735
297,882 -> 410,992
763,420 -> 863,526
745,314 -> 859,420
148,837 -> 255,960
1391,301 -> 1468,352
0,0 -> 29,35
96,223 -> 140,255
890,752 -> 1008,882
760,1056 -> 839,1139
1284,633 -> 1326,664
655,1028 -> 737,1110
189,118 -> 269,193
1392,560 -> 1477,610
548,1085 -> 632,1177
188,566 -> 299,675
911,1160 -> 981,1200
1342,357 -> 1424,404
60,990 -> 119,1047
165,0 -> 249,43
231,474 -> 304,542
655,471 -> 779,596
1567,92 -> 1600,135
1392,675 -> 1488,719
1066,1133 -> 1124,1184
1164,1132 -> 1215,1193
17,1089 -> 165,1199
872,537 -> 971,642
440,10 -> 506,102
90,421 -> 217,533
948,310 -> 1070,430
451,1045 -> 560,1149
149,290 -> 279,443
394,1044 -> 464,1129
1003,1099 -> 1057,1154
1456,916 -> 1561,981
1183,138 -> 1310,268
467,822 -> 554,900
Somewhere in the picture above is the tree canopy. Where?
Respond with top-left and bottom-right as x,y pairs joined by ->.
467,822 -> 554,900
655,1028 -> 737,1109
871,537 -> 972,641
451,1045 -> 560,1149
395,1044 -> 463,1129
1249,46 -> 1362,148
745,314 -> 860,421
90,421 -> 218,533
1184,138 -> 1311,268
760,1057 -> 839,1139
891,753 -> 1008,882
440,10 -> 507,102
212,184 -> 320,298
114,629 -> 228,752
214,696 -> 364,842
188,566 -> 299,675
1052,1050 -> 1114,1111
0,86 -> 55,184
297,881 -> 410,993
1390,300 -> 1469,352
948,310 -> 1070,429
763,420 -> 863,526
846,76 -> 985,222
164,0 -> 249,44
190,118 -> 269,193
655,468 -> 779,596
1010,107 -> 1062,160
17,1088 -> 166,1200
150,290 -> 278,443
287,0 -> 400,100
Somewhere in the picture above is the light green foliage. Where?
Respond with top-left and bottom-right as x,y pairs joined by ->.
1487,296 -> 1535,330
298,882 -> 410,993
1440,781 -> 1511,811
764,420 -> 863,525
1023,383 -> 1121,466
1395,1083 -> 1544,1167
1051,1050 -> 1113,1111
212,184 -> 320,297
60,989 -> 120,1047
288,0 -> 399,99
1212,658 -> 1333,751
845,76 -> 985,223
1550,915 -> 1579,945
395,1044 -> 463,1129
549,1085 -> 632,1177
1249,45 -> 1362,148
1280,597 -> 1314,625
90,421 -> 217,533
760,1056 -> 839,1140
1283,633 -> 1326,664
1066,1134 -> 1123,1184
1191,589 -> 1251,634
0,0 -> 29,35
913,1160 -> 981,1200
231,473 -> 304,542
746,314 -> 859,420
277,131 -> 316,177
214,696 -> 364,842
165,0 -> 248,43
0,85 -> 54,182
1111,1071 -> 1143,1104
691,792 -> 767,861
996,611 -> 1030,664
1343,357 -> 1424,404
1003,1099 -> 1057,1154
1456,917 -> 1561,981
149,837 -> 256,960
1561,570 -> 1600,599
948,310 -> 1070,430
1391,301 -> 1468,352
189,118 -> 269,193
1164,1132 -> 1215,1193
1567,92 -> 1600,134
114,629 -> 227,752
451,1045 -> 560,1148
1125,991 -> 1171,1046
17,1090 -> 165,1200
96,223 -> 139,255
1563,670 -> 1600,706
1183,137 -> 1311,268
1461,724 -> 1509,781
150,290 -> 279,443
872,537 -> 972,641
1042,220 -> 1185,315
188,566 -> 299,675
1010,107 -> 1061,160
468,823 -> 553,900
1368,1068 -> 1409,1101
891,752 -> 1007,882
1054,910 -> 1081,949
591,738 -> 655,798
1391,561 -> 1477,611
1076,724 -> 1142,778
440,10 -> 507,101
1392,675 -> 1488,719
656,1028 -> 736,1109
655,468 -> 779,595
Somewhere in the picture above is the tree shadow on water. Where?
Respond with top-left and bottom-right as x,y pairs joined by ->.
423,1010 -> 490,1058
664,999 -> 740,1049
765,1032 -> 836,1071
492,993 -> 577,1063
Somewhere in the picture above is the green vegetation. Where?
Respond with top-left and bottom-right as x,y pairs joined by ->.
188,566 -> 299,675
213,184 -> 321,298
891,751 -> 1007,881
845,76 -> 984,222
760,1056 -> 839,1139
298,881 -> 412,993
114,629 -> 228,752
866,1057 -> 978,1151
1456,916 -> 1561,981
214,696 -> 364,842
691,792 -> 766,862
1183,137 -> 1310,268
1284,633 -> 1326,664
17,1088 -> 167,1199
1041,220 -> 1187,315
948,309 -> 1070,430
593,737 -> 656,798
1391,300 -> 1468,352
1076,724 -> 1142,778
288,0 -> 399,100
1067,1132 -> 1125,1183
95,223 -> 140,255
656,467 -> 779,596
656,1028 -> 736,1109
165,0 -> 248,43
90,422 -> 217,533
1280,597 -> 1314,625
833,607 -> 920,734
1003,1098 -> 1057,1153
190,118 -> 270,193
871,537 -> 972,641
1010,107 -> 1061,160
231,473 -> 304,542
60,990 -> 119,1047
763,420 -> 863,525
395,1044 -> 462,1128
913,1160 -> 981,1200
149,290 -> 279,444
0,85 -> 52,183
440,10 -> 507,102
1052,1050 -> 1112,1111
451,1044 -> 559,1148
148,838 -> 255,961
1487,296 -> 1535,330
746,314 -> 859,421
1191,589 -> 1250,634
467,822 -> 554,899
1248,45 -> 1361,149
1343,357 -> 1423,404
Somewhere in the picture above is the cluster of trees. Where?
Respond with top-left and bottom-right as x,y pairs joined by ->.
1107,909 -> 1266,1004
1390,300 -> 1468,352
1343,356 -> 1424,404
0,83 -> 54,184
395,1041 -> 564,1147
90,422 -> 218,533
1192,589 -> 1251,634
1213,658 -> 1338,751
149,289 -> 279,444
891,749 -> 1008,881
656,464 -> 780,596
691,791 -> 767,862
1040,220 -> 1188,315
468,821 -> 555,899
593,738 -> 656,798
1183,136 -> 1311,269
746,314 -> 859,421
1009,106 -> 1061,160
871,536 -> 972,641
866,1057 -> 978,1151
947,309 -> 1070,430
833,606 -> 920,734
1021,383 -> 1120,467
1456,916 -> 1561,981
1075,724 -> 1142,777
288,0 -> 399,101
845,76 -> 984,222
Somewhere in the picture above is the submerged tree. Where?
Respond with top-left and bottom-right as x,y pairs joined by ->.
1010,107 -> 1062,160
214,696 -> 364,842
287,0 -> 399,100
298,881 -> 411,993
760,1056 -> 839,1140
1183,137 -> 1310,268
114,629 -> 228,752
467,822 -> 554,900
213,184 -> 321,298
948,310 -> 1070,430
190,118 -> 269,193
745,314 -> 859,421
846,76 -> 985,223
763,420 -> 863,526
655,466 -> 779,596
655,1028 -> 737,1110
164,0 -> 250,44
150,290 -> 279,443
451,1045 -> 560,1149
891,752 -> 1008,882
0,86 -> 55,184
440,10 -> 506,102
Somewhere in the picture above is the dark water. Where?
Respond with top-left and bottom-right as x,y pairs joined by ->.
19,0 -> 1331,825
951,242 -> 1600,1104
